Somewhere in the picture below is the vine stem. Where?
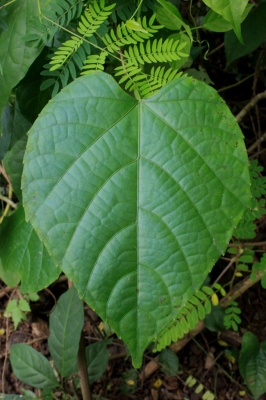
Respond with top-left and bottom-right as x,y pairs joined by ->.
0,0 -> 16,9
77,332 -> 92,400
42,15 -> 122,64
141,269 -> 264,380
217,73 -> 255,93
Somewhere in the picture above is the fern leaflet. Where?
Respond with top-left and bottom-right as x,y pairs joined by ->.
123,38 -> 188,65
153,286 -> 224,352
49,1 -> 115,71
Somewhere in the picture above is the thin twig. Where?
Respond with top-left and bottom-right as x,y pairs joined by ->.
247,131 -> 266,154
0,285 -> 15,299
212,256 -> 237,286
208,42 -> 224,57
217,74 -> 255,93
0,195 -> 17,209
228,241 -> 266,247
236,90 -> 266,123
141,270 -> 264,379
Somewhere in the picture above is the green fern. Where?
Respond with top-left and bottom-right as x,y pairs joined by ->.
49,1 -> 115,71
123,38 -> 188,65
251,253 -> 266,289
81,51 -> 108,74
23,0 -> 84,47
186,376 -> 215,400
224,301 -> 241,331
102,15 -> 162,53
153,285 -> 226,352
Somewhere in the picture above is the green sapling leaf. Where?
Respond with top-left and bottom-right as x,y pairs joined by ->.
10,344 -> 58,389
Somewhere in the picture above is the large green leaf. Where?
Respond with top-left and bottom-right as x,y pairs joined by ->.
0,0 -> 43,117
48,286 -> 84,378
0,206 -> 59,293
22,72 -> 251,367
10,344 -> 58,389
239,332 -> 266,399
202,0 -> 248,43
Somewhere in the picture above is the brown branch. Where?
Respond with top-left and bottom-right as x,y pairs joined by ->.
247,131 -> 266,154
236,90 -> 266,123
141,270 -> 264,379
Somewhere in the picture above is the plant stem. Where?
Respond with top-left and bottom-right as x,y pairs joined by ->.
217,73 -> 255,93
77,331 -> 92,400
0,0 -> 16,9
42,15 -> 122,64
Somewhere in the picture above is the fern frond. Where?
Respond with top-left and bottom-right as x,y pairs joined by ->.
137,67 -> 183,98
49,1 -> 115,71
153,286 -> 224,352
24,0 -> 84,47
102,15 -> 163,53
114,65 -> 183,98
81,51 -> 108,75
123,38 -> 188,66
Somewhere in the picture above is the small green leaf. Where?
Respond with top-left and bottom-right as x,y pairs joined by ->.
21,33 -> 40,42
203,4 -> 253,33
125,20 -> 148,33
0,258 -> 20,288
239,332 -> 266,399
86,339 -> 111,383
158,348 -> 179,376
48,286 -> 84,378
5,299 -> 18,314
170,33 -> 191,72
0,104 -> 13,161
0,206 -> 59,294
40,79 -> 56,91
225,2 -> 266,65
18,299 -> 31,312
3,134 -> 28,201
202,0 -> 248,43
11,307 -> 27,329
10,344 -> 58,389
28,292 -> 40,302
0,0 -> 44,116
205,304 -> 226,332
155,0 -> 183,30
156,0 -> 192,41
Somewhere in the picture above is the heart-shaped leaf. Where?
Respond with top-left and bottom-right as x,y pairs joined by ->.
22,72 -> 250,367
